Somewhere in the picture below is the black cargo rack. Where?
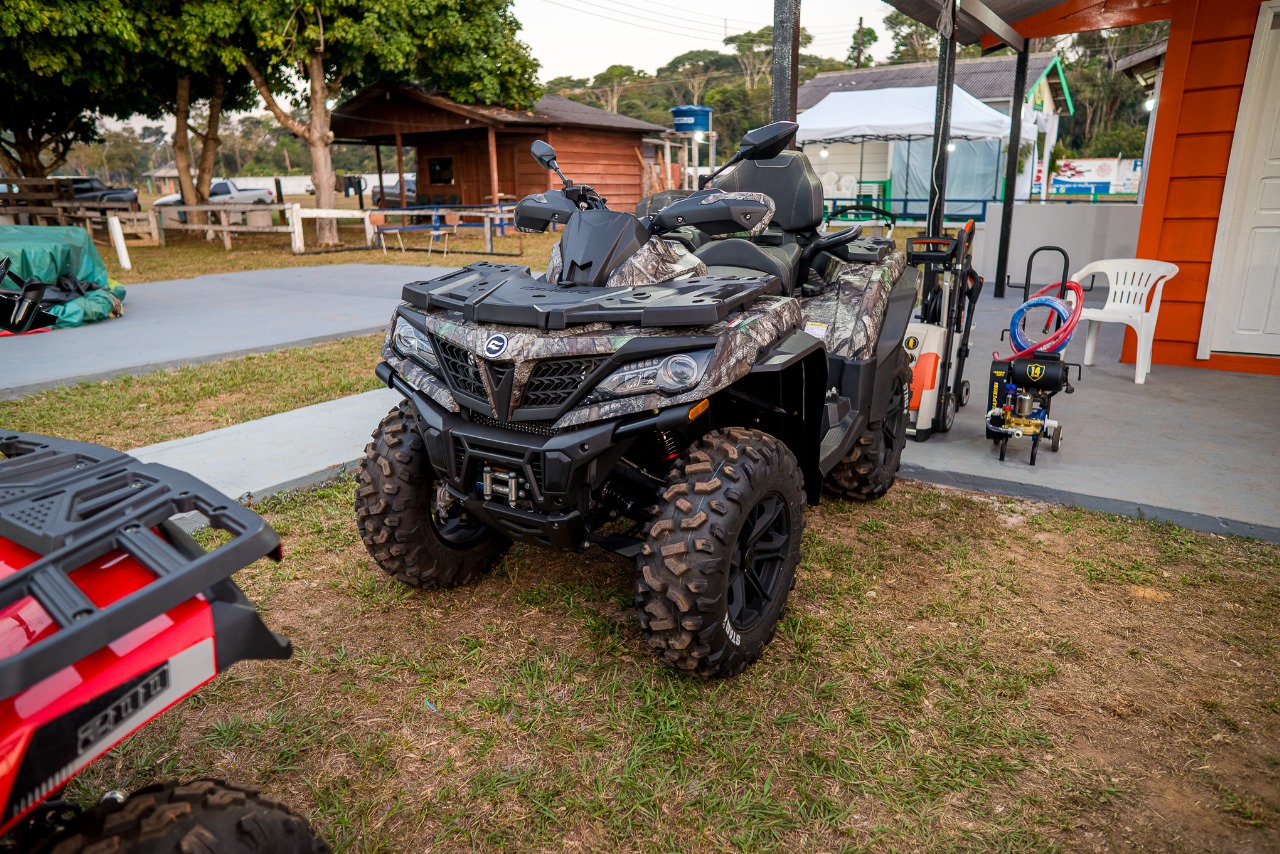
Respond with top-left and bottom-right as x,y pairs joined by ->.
0,432 -> 282,701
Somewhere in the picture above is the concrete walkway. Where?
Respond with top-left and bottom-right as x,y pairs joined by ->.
3,263 -> 447,399
131,388 -> 399,501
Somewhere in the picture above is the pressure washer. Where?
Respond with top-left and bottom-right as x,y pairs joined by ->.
986,247 -> 1084,465
903,220 -> 983,440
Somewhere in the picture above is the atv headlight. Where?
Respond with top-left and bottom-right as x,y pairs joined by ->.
392,317 -> 440,373
593,351 -> 713,399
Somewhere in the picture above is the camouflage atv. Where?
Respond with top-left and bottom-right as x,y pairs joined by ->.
356,121 -> 917,678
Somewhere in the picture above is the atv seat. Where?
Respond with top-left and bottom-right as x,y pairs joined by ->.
696,239 -> 800,293
714,151 -> 825,234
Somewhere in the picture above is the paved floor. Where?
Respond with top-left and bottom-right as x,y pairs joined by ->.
900,287 -> 1280,539
3,264 -> 447,399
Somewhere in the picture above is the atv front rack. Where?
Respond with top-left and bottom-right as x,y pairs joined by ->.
0,432 -> 283,700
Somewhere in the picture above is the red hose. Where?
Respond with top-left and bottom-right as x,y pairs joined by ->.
998,280 -> 1084,361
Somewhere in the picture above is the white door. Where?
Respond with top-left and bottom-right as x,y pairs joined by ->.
1207,1 -> 1280,356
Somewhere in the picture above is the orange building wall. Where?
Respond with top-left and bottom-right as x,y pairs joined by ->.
1012,0 -> 1280,375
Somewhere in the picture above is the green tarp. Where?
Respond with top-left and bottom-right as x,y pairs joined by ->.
0,225 -> 124,329
0,225 -> 110,288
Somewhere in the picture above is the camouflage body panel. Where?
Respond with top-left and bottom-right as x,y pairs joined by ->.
604,237 -> 707,288
799,250 -> 907,361
692,190 -> 776,238
555,295 -> 800,429
385,295 -> 800,430
548,236 -> 705,287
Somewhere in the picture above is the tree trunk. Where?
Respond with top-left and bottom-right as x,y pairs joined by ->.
172,76 -> 203,223
305,53 -> 338,245
195,73 -> 226,203
245,51 -> 337,245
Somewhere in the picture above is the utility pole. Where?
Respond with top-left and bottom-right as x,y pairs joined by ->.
854,17 -> 865,67
770,0 -> 802,125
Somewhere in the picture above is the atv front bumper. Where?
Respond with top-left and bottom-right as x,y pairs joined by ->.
378,362 -> 694,551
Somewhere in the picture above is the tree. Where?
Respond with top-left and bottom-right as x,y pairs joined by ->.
847,20 -> 878,68
0,1 -> 145,176
724,26 -> 811,90
659,50 -> 735,105
591,66 -> 646,113
545,75 -> 589,96
884,11 -> 937,64
242,0 -> 541,246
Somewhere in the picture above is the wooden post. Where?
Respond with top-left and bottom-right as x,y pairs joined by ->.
487,125 -> 500,206
362,210 -> 375,247
219,209 -> 232,250
663,138 -> 672,190
375,145 -> 385,206
395,133 -> 407,207
152,210 -> 165,246
289,204 -> 305,254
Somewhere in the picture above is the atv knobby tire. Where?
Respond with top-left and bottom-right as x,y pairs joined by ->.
356,402 -> 509,589
824,351 -> 912,501
636,428 -> 805,678
37,779 -> 329,854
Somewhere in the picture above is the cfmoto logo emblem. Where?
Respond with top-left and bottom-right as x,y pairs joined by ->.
1028,363 -> 1045,381
484,334 -> 508,358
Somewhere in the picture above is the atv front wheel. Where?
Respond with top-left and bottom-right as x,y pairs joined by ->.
636,428 -> 805,678
356,402 -> 509,589
35,779 -> 329,854
824,352 -> 912,501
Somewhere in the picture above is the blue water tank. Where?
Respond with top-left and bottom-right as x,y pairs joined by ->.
671,105 -> 713,133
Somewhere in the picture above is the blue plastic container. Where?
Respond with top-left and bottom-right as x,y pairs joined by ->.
670,105 -> 713,133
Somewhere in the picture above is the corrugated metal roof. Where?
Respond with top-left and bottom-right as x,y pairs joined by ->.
798,53 -> 1062,112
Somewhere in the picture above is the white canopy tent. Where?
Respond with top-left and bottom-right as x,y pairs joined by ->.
797,86 -> 1037,144
798,86 -> 1039,219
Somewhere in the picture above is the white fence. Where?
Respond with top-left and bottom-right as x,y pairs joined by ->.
158,204 -> 375,254
232,173 -> 417,197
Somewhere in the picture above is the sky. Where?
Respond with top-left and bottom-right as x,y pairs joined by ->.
510,0 -> 900,81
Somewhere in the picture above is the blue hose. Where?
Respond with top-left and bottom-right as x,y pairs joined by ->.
1010,296 -> 1074,353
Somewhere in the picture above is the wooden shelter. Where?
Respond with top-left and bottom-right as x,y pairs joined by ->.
330,84 -> 668,214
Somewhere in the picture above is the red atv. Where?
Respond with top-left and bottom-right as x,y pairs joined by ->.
0,429 -> 329,852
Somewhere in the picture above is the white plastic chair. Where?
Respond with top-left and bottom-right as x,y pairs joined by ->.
836,175 -> 858,196
820,171 -> 838,197
1067,259 -> 1179,384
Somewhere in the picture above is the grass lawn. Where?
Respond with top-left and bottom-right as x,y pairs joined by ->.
67,476 -> 1279,852
0,335 -> 384,449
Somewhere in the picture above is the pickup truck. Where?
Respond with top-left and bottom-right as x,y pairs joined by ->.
53,176 -> 139,204
153,178 -> 274,207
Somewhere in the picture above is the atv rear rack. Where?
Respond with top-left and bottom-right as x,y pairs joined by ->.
0,431 -> 282,700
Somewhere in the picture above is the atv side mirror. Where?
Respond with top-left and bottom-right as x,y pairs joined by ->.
738,121 -> 799,161
699,120 -> 801,189
531,140 -> 572,188
531,140 -> 557,170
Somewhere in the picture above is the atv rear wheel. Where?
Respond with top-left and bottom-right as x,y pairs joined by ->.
824,352 -> 912,501
635,428 -> 805,678
36,779 -> 328,854
356,402 -> 509,589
